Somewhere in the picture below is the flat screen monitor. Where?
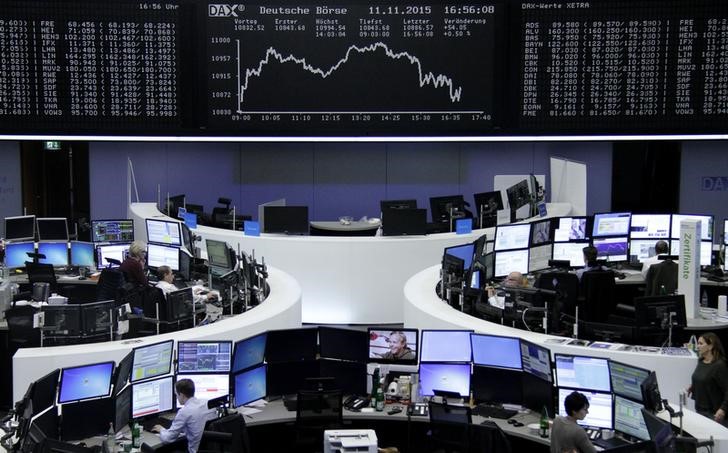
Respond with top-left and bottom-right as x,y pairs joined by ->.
381,208 -> 427,236
610,360 -> 649,403
37,218 -> 69,241
114,353 -> 133,396
629,214 -> 671,239
494,249 -> 529,277
178,249 -> 192,281
444,243 -> 475,270
167,194 -> 185,218
671,214 -> 713,241
58,361 -> 114,404
96,243 -> 130,268
115,385 -> 131,432
81,300 -> 113,336
520,339 -> 552,382
429,195 -> 468,223
31,369 -> 60,416
91,219 -> 134,243
506,179 -> 530,211
593,237 -> 629,262
531,219 -> 552,246
473,191 -> 504,219
634,295 -> 687,329
614,395 -> 650,441
522,372 -> 554,416
418,362 -> 471,397
184,374 -> 230,401
380,199 -> 417,211
557,388 -> 613,429
233,364 -> 267,407
554,354 -> 611,392
494,224 -> 531,251
232,333 -> 267,374
266,360 -> 319,396
205,239 -> 232,270
551,242 -> 586,267
319,359 -> 367,395
145,219 -> 181,247
470,334 -> 522,369
130,340 -> 174,383
5,215 -> 36,242
59,398 -> 112,441
420,330 -> 473,363
131,375 -> 174,419
4,241 -> 35,268
146,243 -> 180,271
70,241 -> 95,268
554,217 -> 588,242
41,304 -> 81,337
629,240 -> 663,263
262,206 -> 309,235
529,244 -> 552,273
265,328 -> 318,363
164,287 -> 194,322
471,366 -> 522,405
593,212 -> 631,237
368,328 -> 418,365
37,242 -> 69,267
670,239 -> 711,266
318,327 -> 368,363
177,341 -> 232,373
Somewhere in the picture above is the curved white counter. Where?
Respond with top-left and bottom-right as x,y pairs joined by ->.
12,266 -> 301,403
130,202 -> 572,324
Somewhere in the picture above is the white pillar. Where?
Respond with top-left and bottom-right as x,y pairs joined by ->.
677,218 -> 701,319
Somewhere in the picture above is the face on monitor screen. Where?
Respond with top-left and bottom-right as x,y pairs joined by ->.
368,328 -> 418,365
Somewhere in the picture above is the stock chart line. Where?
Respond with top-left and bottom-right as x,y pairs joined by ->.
235,40 -> 464,113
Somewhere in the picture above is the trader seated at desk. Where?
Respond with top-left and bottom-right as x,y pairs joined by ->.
120,241 -> 148,287
575,246 -> 607,281
151,378 -> 217,453
551,390 -> 596,453
640,240 -> 669,279
485,271 -> 528,309
155,266 -> 217,305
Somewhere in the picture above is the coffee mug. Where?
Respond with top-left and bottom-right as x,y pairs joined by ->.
601,429 -> 615,440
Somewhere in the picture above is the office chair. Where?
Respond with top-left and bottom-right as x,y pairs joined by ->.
5,304 -> 41,350
295,389 -> 344,452
25,262 -> 58,296
96,268 -> 126,302
199,413 -> 251,453
470,420 -> 512,453
534,271 -> 579,331
644,260 -> 678,297
579,270 -> 617,323
427,401 -> 472,453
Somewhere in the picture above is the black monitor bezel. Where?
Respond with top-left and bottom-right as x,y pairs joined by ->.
232,363 -> 267,408
58,361 -> 115,404
176,340 -> 233,374
530,218 -> 553,246
265,327 -> 319,363
205,238 -> 233,270
145,218 -> 182,247
130,339 -> 175,383
418,361 -> 472,398
36,218 -> 69,241
608,360 -> 650,403
380,199 -> 417,212
670,213 -> 714,241
232,332 -> 268,374
30,368 -> 61,416
519,338 -> 553,383
69,241 -> 95,268
90,219 -> 134,244
470,332 -> 523,370
146,242 -> 181,271
494,223 -> 532,251
628,213 -> 672,240
553,216 -> 590,242
634,295 -> 688,329
553,353 -> 612,393
318,326 -> 369,363
367,327 -> 419,365
420,329 -> 474,364
37,241 -> 70,268
262,206 -> 310,235
131,374 -> 176,419
113,352 -> 134,396
592,211 -> 633,238
5,215 -> 36,242
429,195 -> 467,224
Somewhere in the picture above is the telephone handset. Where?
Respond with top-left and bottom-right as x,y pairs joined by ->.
344,395 -> 369,411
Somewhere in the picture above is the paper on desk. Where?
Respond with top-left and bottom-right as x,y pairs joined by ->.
245,398 -> 266,408
239,407 -> 262,416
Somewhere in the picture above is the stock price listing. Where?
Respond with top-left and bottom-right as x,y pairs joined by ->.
206,2 -> 502,135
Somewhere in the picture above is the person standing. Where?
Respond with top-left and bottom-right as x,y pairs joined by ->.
688,332 -> 728,425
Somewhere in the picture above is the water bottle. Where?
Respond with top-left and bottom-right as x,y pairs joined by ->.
370,367 -> 380,408
106,422 -> 115,452
375,381 -> 385,412
688,335 -> 698,353
131,422 -> 141,448
701,290 -> 708,308
539,406 -> 549,438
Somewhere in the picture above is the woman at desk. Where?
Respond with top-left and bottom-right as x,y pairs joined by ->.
688,332 -> 728,425
119,241 -> 148,286
551,391 -> 596,453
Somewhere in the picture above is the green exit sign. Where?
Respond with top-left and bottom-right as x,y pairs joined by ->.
43,141 -> 61,151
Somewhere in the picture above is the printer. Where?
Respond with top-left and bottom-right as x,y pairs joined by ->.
324,429 -> 377,453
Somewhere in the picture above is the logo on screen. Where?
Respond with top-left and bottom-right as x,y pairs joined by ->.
208,4 -> 245,17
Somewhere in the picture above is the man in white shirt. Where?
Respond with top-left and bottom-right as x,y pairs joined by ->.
152,379 -> 217,453
640,240 -> 669,279
155,266 -> 217,304
486,271 -> 527,308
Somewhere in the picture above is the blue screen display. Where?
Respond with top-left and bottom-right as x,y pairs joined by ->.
444,244 -> 474,269
555,355 -> 611,392
38,242 -> 69,267
419,363 -> 471,397
59,362 -> 114,403
4,242 -> 35,268
420,330 -> 472,363
232,333 -> 267,374
471,334 -> 522,369
70,241 -> 95,267
234,364 -> 267,407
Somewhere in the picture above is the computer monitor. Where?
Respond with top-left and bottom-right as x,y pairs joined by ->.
262,206 -> 309,235
522,372 -> 554,416
473,191 -> 504,221
420,330 -> 473,363
380,199 -> 417,211
59,398 -> 112,441
81,300 -> 114,336
471,365 -> 522,405
319,359 -> 367,395
318,326 -> 369,363
629,240 -> 663,263
670,239 -> 711,266
41,304 -> 81,337
634,295 -> 687,329
494,224 -> 531,251
163,287 -> 194,322
69,241 -> 95,268
494,249 -> 529,277
671,214 -> 713,241
418,362 -> 471,397
470,333 -> 522,369
130,340 -> 174,383
184,374 -> 230,401
529,244 -> 553,273
5,215 -> 36,242
553,217 -> 588,242
37,218 -> 69,241
233,364 -> 267,407
96,243 -> 130,268
381,208 -> 427,236
146,243 -> 180,271
232,333 -> 267,374
114,385 -> 131,433
4,241 -> 35,268
265,328 -> 318,363
368,328 -> 418,365
113,352 -> 133,396
554,354 -> 611,392
131,375 -> 175,419
444,243 -> 475,270
593,237 -> 629,262
178,248 -> 192,281
593,212 -> 631,238
37,242 -> 69,267
531,219 -> 552,246
177,341 -> 232,373
557,388 -> 613,429
145,219 -> 182,246
429,195 -> 469,223
58,361 -> 114,404
266,360 -> 319,396
520,339 -> 552,382
206,239 -> 233,270
442,254 -> 465,279
167,194 -> 185,218
31,368 -> 60,416
551,242 -> 587,267
609,361 -> 649,402
91,219 -> 134,243
641,407 -> 675,450
629,214 -> 671,239
506,180 -> 530,211
640,372 -> 663,413
614,395 -> 650,441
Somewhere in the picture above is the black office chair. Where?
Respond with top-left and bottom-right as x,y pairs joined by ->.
5,304 -> 41,350
25,262 -> 58,296
427,401 -> 472,453
199,413 -> 251,453
535,271 -> 579,332
644,260 -> 678,297
469,420 -> 512,453
295,389 -> 344,452
579,270 -> 617,323
96,268 -> 126,302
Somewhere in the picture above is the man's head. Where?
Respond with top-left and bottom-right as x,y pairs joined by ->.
564,391 -> 590,419
388,331 -> 408,355
655,240 -> 669,255
582,246 -> 598,264
503,271 -> 526,287
157,265 -> 173,282
175,378 -> 195,405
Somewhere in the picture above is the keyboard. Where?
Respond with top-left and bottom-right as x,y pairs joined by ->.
472,404 -> 517,419
143,416 -> 172,432
593,436 -> 629,449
